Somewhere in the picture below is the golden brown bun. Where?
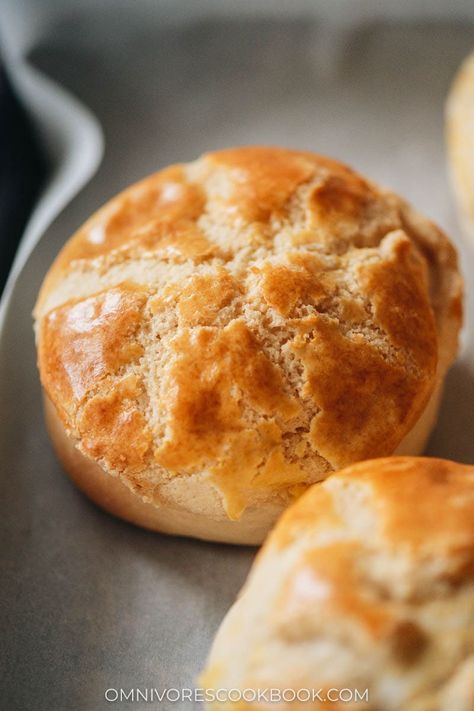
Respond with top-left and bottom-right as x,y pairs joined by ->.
446,51 -> 474,247
201,457 -> 474,710
34,147 -> 462,543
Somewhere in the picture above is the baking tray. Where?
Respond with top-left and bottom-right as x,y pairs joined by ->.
1,7 -> 474,711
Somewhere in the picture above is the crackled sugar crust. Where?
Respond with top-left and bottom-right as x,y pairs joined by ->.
201,458 -> 474,710
35,148 -> 462,520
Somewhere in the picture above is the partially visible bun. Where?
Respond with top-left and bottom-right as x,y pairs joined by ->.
34,147 -> 462,544
201,457 -> 474,710
447,50 -> 474,247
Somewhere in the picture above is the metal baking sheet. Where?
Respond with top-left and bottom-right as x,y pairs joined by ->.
1,6 -> 474,710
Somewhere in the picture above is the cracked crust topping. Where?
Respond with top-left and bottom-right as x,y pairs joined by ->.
34,147 -> 462,519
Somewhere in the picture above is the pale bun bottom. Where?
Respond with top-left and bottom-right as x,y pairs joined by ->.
43,382 -> 443,545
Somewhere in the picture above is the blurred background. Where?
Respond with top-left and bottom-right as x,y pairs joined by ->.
1,0 -> 474,295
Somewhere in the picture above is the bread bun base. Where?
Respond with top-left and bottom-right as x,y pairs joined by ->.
44,382 -> 443,545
